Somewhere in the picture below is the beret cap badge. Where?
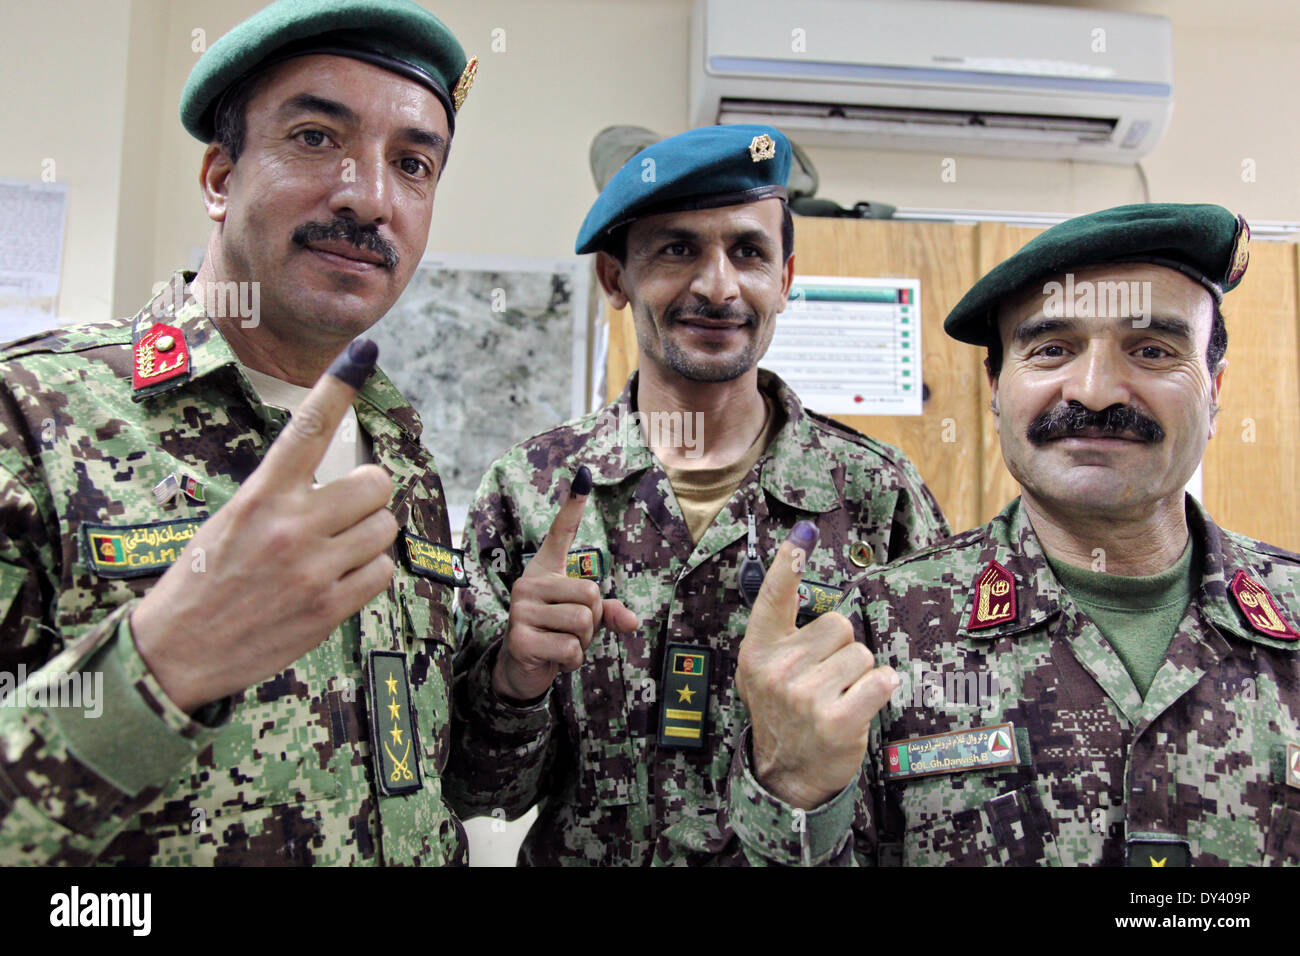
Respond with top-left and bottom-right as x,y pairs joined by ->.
1227,214 -> 1251,286
452,55 -> 478,111
749,133 -> 776,163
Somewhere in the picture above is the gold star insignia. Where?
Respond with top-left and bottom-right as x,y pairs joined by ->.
1149,856 -> 1166,867
389,725 -> 404,746
677,685 -> 696,704
387,700 -> 401,721
385,674 -> 398,696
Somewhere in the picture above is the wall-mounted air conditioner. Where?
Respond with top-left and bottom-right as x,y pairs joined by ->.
690,0 -> 1173,164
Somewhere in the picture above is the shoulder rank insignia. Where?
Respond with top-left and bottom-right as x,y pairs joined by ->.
403,532 -> 468,587
749,133 -> 776,163
658,644 -> 711,750
1227,214 -> 1251,286
1125,835 -> 1190,867
1229,569 -> 1299,640
83,518 -> 201,578
132,322 -> 190,397
368,650 -> 422,796
967,560 -> 1017,629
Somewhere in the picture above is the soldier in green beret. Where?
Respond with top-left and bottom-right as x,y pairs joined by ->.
0,0 -> 479,865
446,124 -> 948,865
672,202 -> 1300,865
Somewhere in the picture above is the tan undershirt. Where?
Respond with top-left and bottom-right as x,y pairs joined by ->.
240,364 -> 372,485
661,395 -> 781,544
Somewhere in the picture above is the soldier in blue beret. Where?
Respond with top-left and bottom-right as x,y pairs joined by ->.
448,125 -> 949,865
0,0 -> 480,865
682,202 -> 1300,866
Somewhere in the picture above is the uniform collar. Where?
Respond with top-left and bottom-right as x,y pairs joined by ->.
585,368 -> 838,513
956,494 -> 1299,650
131,271 -> 423,443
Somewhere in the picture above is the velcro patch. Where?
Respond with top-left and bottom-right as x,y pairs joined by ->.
884,723 -> 1018,780
1229,570 -> 1299,640
403,532 -> 468,587
1287,743 -> 1300,790
82,519 -> 201,579
968,560 -> 1016,630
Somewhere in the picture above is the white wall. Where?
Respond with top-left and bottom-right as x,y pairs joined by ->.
0,0 -> 132,324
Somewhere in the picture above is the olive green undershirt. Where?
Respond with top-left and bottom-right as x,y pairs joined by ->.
1046,537 -> 1199,698
661,395 -> 781,545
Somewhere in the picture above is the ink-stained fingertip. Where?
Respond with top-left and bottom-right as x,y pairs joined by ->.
327,338 -> 378,389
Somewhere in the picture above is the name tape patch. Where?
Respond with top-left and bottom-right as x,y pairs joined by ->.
83,519 -> 201,579
885,722 -> 1018,780
403,532 -> 468,587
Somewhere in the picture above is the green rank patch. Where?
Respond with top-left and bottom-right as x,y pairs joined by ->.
1125,836 -> 1190,867
403,532 -> 468,587
521,547 -> 606,581
368,650 -> 422,796
658,644 -> 711,750
795,580 -> 844,624
82,519 -> 201,579
885,722 -> 1018,780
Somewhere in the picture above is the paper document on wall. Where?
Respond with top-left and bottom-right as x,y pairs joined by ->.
0,180 -> 68,341
763,275 -> 922,416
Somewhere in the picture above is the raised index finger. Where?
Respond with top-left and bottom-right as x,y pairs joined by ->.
257,338 -> 377,486
753,521 -> 819,638
527,466 -> 592,577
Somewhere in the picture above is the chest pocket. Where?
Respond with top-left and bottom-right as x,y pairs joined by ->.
398,572 -> 456,778
899,774 -> 1062,866
567,628 -> 637,808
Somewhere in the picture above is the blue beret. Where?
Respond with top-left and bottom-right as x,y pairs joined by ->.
945,203 -> 1251,347
575,124 -> 792,255
180,0 -> 475,142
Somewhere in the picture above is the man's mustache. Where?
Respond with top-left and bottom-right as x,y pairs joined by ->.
664,302 -> 757,325
1026,401 -> 1165,444
291,219 -> 399,270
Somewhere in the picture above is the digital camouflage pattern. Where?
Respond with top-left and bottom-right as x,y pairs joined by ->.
0,274 -> 466,865
447,369 -> 949,865
661,496 -> 1300,866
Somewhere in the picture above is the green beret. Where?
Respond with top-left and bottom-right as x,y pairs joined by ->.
576,124 -> 792,255
945,203 -> 1251,347
180,0 -> 475,142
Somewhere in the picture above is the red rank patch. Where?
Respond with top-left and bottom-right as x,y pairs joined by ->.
1229,570 -> 1299,640
133,323 -> 189,391
967,560 -> 1016,629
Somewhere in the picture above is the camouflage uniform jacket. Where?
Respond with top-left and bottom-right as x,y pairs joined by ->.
0,274 -> 466,865
447,369 -> 949,865
665,495 -> 1300,866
